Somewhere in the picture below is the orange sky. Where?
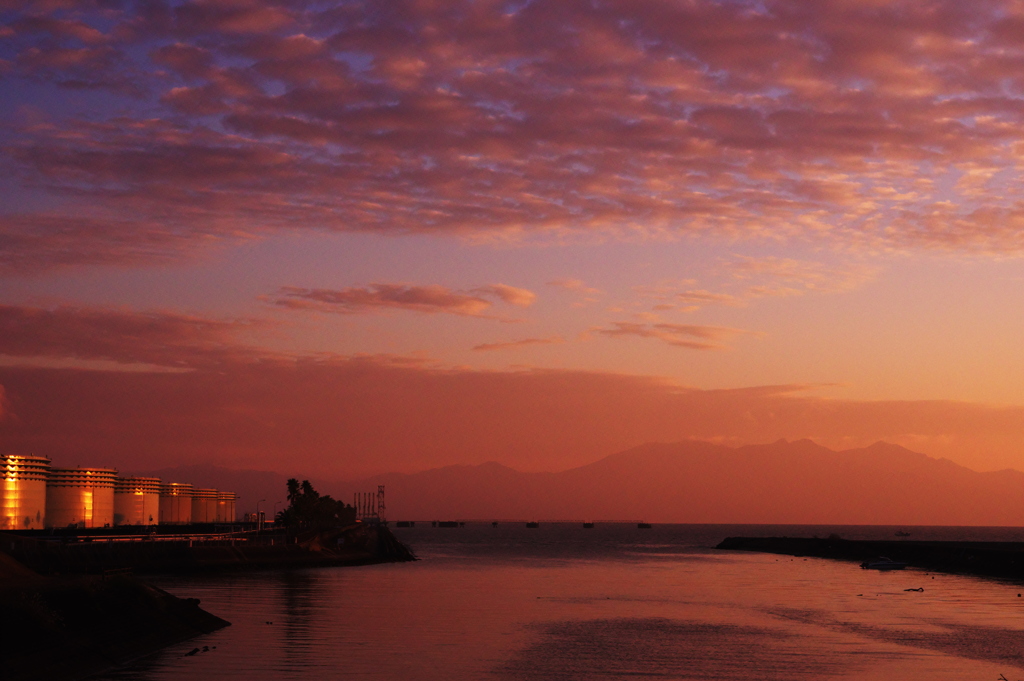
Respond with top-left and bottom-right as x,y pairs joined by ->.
4,1 -> 1024,478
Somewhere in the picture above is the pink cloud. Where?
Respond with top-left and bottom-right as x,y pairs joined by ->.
0,300 -> 1022,477
0,213 -> 218,273
11,2 -> 1024,268
472,284 -> 536,308
3,356 -> 1024,478
634,258 -> 875,313
592,321 -> 748,350
675,290 -> 742,306
547,279 -> 601,295
0,304 -> 266,368
171,0 -> 295,36
11,16 -> 108,44
150,43 -> 216,78
272,282 -> 535,316
728,256 -> 877,298
472,336 -> 564,352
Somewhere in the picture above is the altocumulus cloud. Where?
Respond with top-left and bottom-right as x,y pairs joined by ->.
11,1 -> 1024,270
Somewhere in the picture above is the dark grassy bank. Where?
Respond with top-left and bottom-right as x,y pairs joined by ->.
718,536 -> 1024,580
0,553 -> 229,681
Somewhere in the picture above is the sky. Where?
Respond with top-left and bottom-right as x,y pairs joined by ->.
5,0 -> 1024,479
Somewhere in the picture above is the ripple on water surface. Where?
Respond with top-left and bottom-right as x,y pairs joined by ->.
92,524 -> 1024,681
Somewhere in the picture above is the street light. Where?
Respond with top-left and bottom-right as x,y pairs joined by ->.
256,498 -> 266,533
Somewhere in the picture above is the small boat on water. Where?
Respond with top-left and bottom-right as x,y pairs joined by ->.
637,522 -> 652,529
860,556 -> 908,570
582,522 -> 594,529
526,521 -> 540,528
895,530 -> 911,537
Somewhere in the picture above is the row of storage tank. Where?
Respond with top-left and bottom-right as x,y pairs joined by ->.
1,454 -> 237,531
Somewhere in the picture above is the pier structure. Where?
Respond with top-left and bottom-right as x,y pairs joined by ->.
354,485 -> 386,523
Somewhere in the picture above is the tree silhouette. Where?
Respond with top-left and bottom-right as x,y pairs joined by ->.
276,479 -> 353,529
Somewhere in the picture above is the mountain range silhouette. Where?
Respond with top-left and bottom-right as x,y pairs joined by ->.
142,440 -> 1024,525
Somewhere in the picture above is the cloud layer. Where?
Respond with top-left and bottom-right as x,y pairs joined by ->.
272,282 -> 534,316
0,304 -> 263,368
472,336 -> 563,352
0,301 -> 1022,477
593,322 -> 749,350
8,1 -> 1024,269
638,255 -> 876,312
4,357 -> 1024,479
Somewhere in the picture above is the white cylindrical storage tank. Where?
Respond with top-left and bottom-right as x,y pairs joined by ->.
46,467 -> 117,529
1,454 -> 50,530
216,491 -> 237,522
191,488 -> 218,523
158,483 -> 193,524
114,476 -> 161,526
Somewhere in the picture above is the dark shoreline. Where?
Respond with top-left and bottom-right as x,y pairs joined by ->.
1,525 -> 416,681
2,523 -> 415,576
717,536 -> 1024,581
1,571 -> 230,681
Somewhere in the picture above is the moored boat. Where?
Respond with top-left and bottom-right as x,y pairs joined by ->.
860,556 -> 908,570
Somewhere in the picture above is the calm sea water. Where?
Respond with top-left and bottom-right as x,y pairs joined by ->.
93,524 -> 1024,680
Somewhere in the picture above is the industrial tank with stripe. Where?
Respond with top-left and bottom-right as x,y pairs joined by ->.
46,467 -> 117,528
159,482 -> 193,524
191,488 -> 218,523
1,454 -> 50,530
216,491 -> 237,522
114,476 -> 161,526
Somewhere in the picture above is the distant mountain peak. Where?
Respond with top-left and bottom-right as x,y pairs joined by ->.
329,439 -> 1024,525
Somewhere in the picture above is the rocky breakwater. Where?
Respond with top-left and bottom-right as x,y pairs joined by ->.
0,552 -> 229,681
717,536 -> 1024,580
